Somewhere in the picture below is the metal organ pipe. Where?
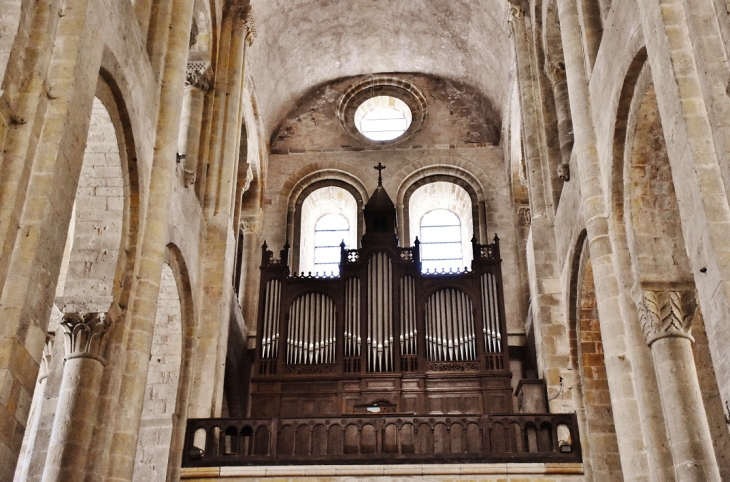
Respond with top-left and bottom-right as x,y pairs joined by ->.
425,289 -> 476,361
399,276 -> 417,355
481,273 -> 502,353
286,293 -> 336,364
261,280 -> 281,359
345,277 -> 361,356
368,253 -> 393,372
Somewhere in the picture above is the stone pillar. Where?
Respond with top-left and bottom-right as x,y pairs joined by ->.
14,335 -> 53,482
640,289 -> 722,482
106,0 -> 196,477
544,60 -> 573,173
179,63 -> 212,187
42,313 -> 109,482
556,0 -> 674,478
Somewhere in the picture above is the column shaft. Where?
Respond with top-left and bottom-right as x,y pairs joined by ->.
651,337 -> 720,481
42,357 -> 103,482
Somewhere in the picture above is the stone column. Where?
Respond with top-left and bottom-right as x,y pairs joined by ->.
179,63 -> 212,188
42,313 -> 109,482
15,335 -> 53,482
556,0 -> 674,478
640,289 -> 721,482
544,60 -> 573,174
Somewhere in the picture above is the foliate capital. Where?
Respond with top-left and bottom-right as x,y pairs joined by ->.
245,11 -> 257,46
61,312 -> 110,364
186,62 -> 213,92
545,59 -> 567,86
39,334 -> 55,381
640,289 -> 697,346
508,1 -> 525,18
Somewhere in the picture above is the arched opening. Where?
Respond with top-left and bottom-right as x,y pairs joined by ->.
14,92 -> 130,480
298,186 -> 358,275
622,74 -> 730,478
133,263 -> 183,482
569,234 -> 622,480
408,182 -> 473,271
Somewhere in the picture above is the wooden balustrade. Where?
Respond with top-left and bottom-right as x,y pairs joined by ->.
182,413 -> 581,467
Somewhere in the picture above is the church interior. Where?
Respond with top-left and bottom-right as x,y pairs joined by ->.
1,0 -> 730,480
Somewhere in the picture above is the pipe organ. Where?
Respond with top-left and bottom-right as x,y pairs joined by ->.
251,180 -> 513,419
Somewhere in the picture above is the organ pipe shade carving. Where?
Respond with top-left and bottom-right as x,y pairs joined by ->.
400,276 -> 417,355
425,289 -> 476,361
261,280 -> 281,359
345,277 -> 361,356
368,252 -> 393,372
286,293 -> 337,364
481,272 -> 502,353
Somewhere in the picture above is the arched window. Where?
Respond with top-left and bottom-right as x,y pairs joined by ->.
408,182 -> 474,272
298,186 -> 358,275
314,214 -> 349,275
419,209 -> 463,272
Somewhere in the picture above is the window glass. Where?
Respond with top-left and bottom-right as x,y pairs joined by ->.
419,209 -> 463,272
314,214 -> 349,275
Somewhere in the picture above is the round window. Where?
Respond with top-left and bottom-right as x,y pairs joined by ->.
354,96 -> 412,141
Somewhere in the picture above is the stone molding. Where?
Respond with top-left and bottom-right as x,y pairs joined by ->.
38,334 -> 55,381
639,289 -> 697,345
61,312 -> 110,364
185,62 -> 213,92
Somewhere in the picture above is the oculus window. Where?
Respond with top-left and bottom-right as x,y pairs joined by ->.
355,96 -> 412,141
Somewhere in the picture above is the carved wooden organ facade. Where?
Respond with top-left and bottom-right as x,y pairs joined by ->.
251,183 -> 515,418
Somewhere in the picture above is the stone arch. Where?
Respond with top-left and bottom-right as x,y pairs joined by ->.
133,245 -> 195,482
568,231 -> 622,481
12,70 -> 140,480
396,166 -> 487,245
611,53 -> 730,480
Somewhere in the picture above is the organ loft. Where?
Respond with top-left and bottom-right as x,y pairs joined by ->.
3,0 -> 730,481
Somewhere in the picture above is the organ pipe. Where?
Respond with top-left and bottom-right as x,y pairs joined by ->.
286,293 -> 336,364
399,276 -> 417,355
368,253 -> 393,372
345,277 -> 361,356
425,289 -> 476,361
261,280 -> 281,359
481,273 -> 502,353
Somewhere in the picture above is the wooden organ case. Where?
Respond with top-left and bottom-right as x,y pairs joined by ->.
251,179 -> 515,420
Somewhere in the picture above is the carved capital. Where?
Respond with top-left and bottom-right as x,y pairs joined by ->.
243,164 -> 254,193
508,2 -> 525,18
557,163 -> 570,182
244,11 -> 257,46
545,59 -> 567,86
640,289 -> 697,345
61,312 -> 110,364
184,169 -> 196,187
185,62 -> 213,92
517,207 -> 531,226
241,215 -> 261,234
39,334 -> 55,381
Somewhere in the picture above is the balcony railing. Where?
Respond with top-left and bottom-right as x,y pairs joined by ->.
182,413 -> 581,467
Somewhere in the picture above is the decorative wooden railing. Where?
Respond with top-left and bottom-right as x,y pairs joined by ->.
182,413 -> 581,467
